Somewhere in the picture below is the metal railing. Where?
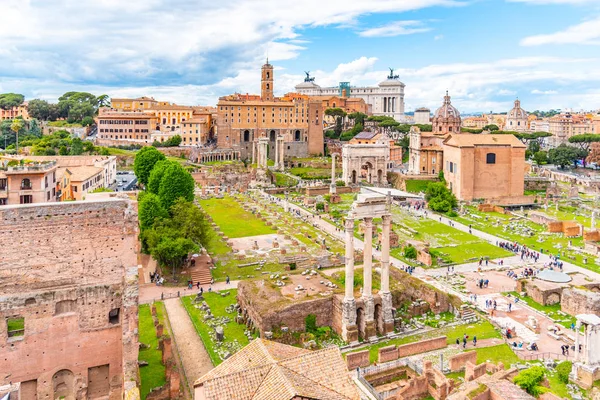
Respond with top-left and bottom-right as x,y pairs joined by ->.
357,375 -> 383,400
520,352 -> 570,361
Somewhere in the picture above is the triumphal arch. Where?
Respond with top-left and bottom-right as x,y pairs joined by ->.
341,193 -> 394,342
341,141 -> 389,185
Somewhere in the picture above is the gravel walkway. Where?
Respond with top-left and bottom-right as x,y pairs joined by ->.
164,298 -> 214,393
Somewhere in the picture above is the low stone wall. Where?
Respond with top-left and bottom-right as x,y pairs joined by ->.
378,345 -> 398,363
396,375 -> 428,400
547,221 -> 581,237
477,204 -> 506,214
516,279 -> 564,306
524,177 -> 551,191
302,186 -> 357,196
449,351 -> 477,372
397,336 -> 447,358
584,230 -> 600,242
417,249 -> 433,266
346,350 -> 370,370
561,287 -> 600,316
465,361 -> 503,382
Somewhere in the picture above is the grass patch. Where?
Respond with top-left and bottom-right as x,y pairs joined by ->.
356,319 -> 500,363
405,180 -> 434,193
289,167 -> 337,180
474,344 -> 519,367
48,120 -> 82,128
199,196 -> 273,238
181,290 -> 252,366
138,304 -> 166,399
273,172 -> 297,187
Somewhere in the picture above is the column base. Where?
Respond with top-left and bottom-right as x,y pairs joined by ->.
342,297 -> 357,343
383,320 -> 395,335
365,320 -> 377,341
342,324 -> 359,343
380,291 -> 394,322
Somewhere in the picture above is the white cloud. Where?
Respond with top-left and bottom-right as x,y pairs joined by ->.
358,21 -> 431,37
498,89 -> 516,95
521,16 -> 600,46
434,34 -> 444,40
531,89 -> 558,94
508,0 -> 595,4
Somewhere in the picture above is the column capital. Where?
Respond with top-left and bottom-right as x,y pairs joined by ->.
382,214 -> 392,223
363,217 -> 373,228
345,216 -> 355,231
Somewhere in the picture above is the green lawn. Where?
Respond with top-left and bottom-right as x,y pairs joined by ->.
353,319 -> 501,363
273,172 -> 297,187
505,292 -> 576,329
289,167 -> 338,180
199,196 -> 273,238
181,290 -> 252,365
474,344 -> 519,367
138,304 -> 166,399
405,180 -> 434,193
449,205 -> 600,274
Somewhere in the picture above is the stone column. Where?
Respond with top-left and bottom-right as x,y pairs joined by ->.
380,214 -> 394,334
330,153 -> 337,195
575,320 -> 581,362
342,215 -> 358,343
274,136 -> 280,170
592,211 -> 596,230
362,217 -> 376,339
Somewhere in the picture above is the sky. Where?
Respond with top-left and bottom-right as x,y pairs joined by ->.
1,0 -> 599,113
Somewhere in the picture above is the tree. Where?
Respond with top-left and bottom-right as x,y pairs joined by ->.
69,137 -> 84,155
404,245 -> 417,259
325,108 -> 347,137
379,119 -> 400,134
528,140 -> 540,155
533,151 -> 548,165
57,92 -> 97,122
81,116 -> 94,127
158,162 -> 195,209
10,118 -> 24,153
27,99 -> 51,120
59,145 -> 69,155
548,144 -> 586,169
133,146 -> 166,186
138,193 -> 168,230
96,94 -> 110,108
568,134 -> 600,152
482,124 -> 499,131
347,112 -> 367,126
513,366 -> 546,396
0,93 -> 25,110
425,182 -> 457,213
147,159 -> 172,194
150,236 -> 198,277
438,170 -> 446,183
170,199 -> 211,246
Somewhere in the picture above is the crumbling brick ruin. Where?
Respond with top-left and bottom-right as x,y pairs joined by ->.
0,199 -> 139,400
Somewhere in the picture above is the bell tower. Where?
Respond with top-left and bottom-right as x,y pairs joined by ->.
261,59 -> 274,101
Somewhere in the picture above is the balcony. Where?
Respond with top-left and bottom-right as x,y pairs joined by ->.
21,184 -> 32,190
6,160 -> 57,174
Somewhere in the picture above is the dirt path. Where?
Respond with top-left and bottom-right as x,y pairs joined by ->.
164,298 -> 214,393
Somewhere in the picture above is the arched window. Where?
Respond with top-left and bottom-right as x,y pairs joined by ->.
295,130 -> 301,141
266,72 -> 270,79
243,130 -> 250,142
21,178 -> 31,190
486,153 -> 496,164
439,126 -> 442,132
266,83 -> 270,90
449,126 -> 453,132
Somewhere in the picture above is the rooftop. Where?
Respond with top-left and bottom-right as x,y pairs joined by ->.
195,338 -> 359,400
443,133 -> 526,148
68,166 -> 104,182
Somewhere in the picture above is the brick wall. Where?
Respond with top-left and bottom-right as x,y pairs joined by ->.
583,230 -> 600,242
346,350 -> 370,369
397,336 -> 447,358
449,351 -> 477,372
561,288 -> 600,316
0,199 -> 139,400
378,345 -> 399,363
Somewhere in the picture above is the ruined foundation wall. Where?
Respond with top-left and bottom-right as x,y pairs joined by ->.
0,199 -> 139,400
561,288 -> 600,316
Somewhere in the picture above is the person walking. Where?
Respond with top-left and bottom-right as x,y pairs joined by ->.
463,336 -> 467,349
226,275 -> 230,285
473,336 -> 477,347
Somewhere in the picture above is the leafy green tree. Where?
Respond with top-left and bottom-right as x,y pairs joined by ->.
133,146 -> 166,186
556,361 -> 572,384
404,245 -> 417,259
325,108 -> 347,137
528,140 -> 540,155
347,112 -> 367,126
425,182 -> 457,213
414,124 -> 432,132
58,92 -> 97,122
150,236 -> 198,277
482,124 -> 499,131
10,119 -> 24,153
533,151 -> 548,165
59,145 -> 69,155
0,93 -> 25,110
158,162 -> 195,209
548,144 -> 587,169
81,116 -> 94,127
513,366 -> 546,396
568,134 -> 600,152
379,119 -> 400,134
96,94 -> 110,108
438,170 -> 446,183
147,159 -> 172,194
69,138 -> 84,155
138,193 -> 168,230
27,99 -> 51,120
170,199 -> 211,246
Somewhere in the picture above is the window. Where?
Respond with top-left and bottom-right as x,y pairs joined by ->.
7,317 -> 24,338
486,153 -> 496,164
21,178 -> 32,190
20,195 -> 33,204
109,308 -> 120,324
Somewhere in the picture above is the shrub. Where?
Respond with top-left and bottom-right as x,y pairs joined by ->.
404,245 -> 417,259
447,210 -> 458,217
289,262 -> 297,271
305,314 -> 317,333
513,366 -> 546,396
556,361 -> 572,384
316,202 -> 325,211
336,180 -> 345,187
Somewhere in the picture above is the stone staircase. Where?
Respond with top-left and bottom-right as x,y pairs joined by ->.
190,264 -> 212,285
460,305 -> 478,322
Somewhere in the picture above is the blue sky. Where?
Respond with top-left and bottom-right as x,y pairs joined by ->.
0,0 -> 599,113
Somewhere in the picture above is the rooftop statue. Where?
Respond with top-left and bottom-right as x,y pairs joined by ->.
304,71 -> 315,82
387,67 -> 399,80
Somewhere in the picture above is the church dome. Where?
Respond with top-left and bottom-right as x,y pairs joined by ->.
434,92 -> 460,119
508,99 -> 527,119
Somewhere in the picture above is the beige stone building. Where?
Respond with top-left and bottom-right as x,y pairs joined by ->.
0,160 -> 57,205
0,198 -> 139,400
413,107 -> 431,124
216,61 -> 324,160
505,99 -> 529,132
443,134 -> 527,202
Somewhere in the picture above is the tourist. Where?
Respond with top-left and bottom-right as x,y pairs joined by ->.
473,336 -> 477,347
226,275 -> 230,285
456,338 -> 460,346
462,336 -> 467,348
188,280 -> 193,290
508,302 -> 512,313
196,281 -> 200,289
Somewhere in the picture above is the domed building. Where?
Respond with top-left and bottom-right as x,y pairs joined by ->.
432,91 -> 461,135
506,99 -> 529,132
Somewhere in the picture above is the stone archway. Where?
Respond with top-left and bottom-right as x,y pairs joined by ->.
546,292 -> 561,305
374,303 -> 384,335
356,307 -> 366,341
361,162 -> 373,183
53,369 -> 75,400
377,169 -> 383,184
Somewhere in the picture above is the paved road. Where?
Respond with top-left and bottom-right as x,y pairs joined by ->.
164,298 -> 213,393
139,281 -> 239,304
